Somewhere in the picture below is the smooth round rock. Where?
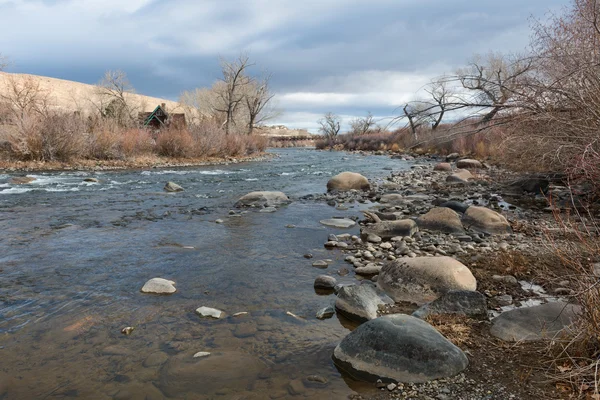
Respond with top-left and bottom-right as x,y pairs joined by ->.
333,314 -> 468,383
235,191 -> 289,207
327,172 -> 370,192
314,275 -> 337,290
462,206 -> 512,235
335,284 -> 391,322
377,257 -> 477,305
490,302 -> 580,342
416,207 -> 465,234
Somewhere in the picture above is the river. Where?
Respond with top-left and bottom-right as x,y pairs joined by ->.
0,148 -> 413,399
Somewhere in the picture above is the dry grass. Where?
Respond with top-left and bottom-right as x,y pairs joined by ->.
425,314 -> 474,348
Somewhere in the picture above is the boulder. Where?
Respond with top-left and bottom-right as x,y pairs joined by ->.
377,257 -> 477,305
490,302 -> 580,342
439,201 -> 469,214
158,351 -> 265,397
508,176 -> 550,194
141,278 -> 177,294
314,275 -> 337,290
456,159 -> 483,169
320,218 -> 356,228
9,176 -> 36,184
412,290 -> 487,319
462,206 -> 512,235
164,182 -> 184,192
355,264 -> 382,276
434,162 -> 452,172
335,284 -> 392,322
235,191 -> 289,208
327,172 -> 370,192
446,169 -> 473,184
333,314 -> 468,383
416,208 -> 465,234
361,220 -> 418,241
83,178 -> 100,183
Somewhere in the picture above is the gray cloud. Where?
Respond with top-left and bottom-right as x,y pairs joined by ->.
0,0 -> 569,130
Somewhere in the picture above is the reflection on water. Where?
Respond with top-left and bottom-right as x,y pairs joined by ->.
0,149 -> 411,399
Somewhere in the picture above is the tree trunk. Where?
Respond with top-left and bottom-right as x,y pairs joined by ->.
248,115 -> 255,135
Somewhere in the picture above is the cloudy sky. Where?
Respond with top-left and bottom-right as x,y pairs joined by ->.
0,0 -> 568,131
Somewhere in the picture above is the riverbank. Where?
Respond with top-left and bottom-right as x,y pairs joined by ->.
0,152 -> 274,172
310,155 -> 586,399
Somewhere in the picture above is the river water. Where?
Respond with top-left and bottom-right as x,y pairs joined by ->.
0,148 -> 412,399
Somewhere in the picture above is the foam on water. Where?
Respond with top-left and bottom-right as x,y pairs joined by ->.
0,187 -> 33,194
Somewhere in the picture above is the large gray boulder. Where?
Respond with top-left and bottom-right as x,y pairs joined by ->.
462,206 -> 512,235
378,257 -> 477,305
235,191 -> 289,208
490,302 -> 580,342
333,314 -> 469,383
416,207 -> 465,234
327,172 -> 370,192
434,162 -> 452,172
335,284 -> 392,322
446,169 -> 473,183
158,351 -> 266,397
361,219 -> 418,241
412,290 -> 487,319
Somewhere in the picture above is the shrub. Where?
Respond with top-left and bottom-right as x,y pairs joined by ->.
119,129 -> 153,157
155,127 -> 193,158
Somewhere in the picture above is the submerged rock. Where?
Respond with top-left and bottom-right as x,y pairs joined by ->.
462,206 -> 512,235
141,278 -> 177,294
158,351 -> 265,397
333,314 -> 468,383
327,172 -> 370,192
164,182 -> 184,192
490,302 -> 580,342
10,176 -> 36,184
316,306 -> 335,320
377,257 -> 477,305
320,218 -> 356,228
235,191 -> 289,208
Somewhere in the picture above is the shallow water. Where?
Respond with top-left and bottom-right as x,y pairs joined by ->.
0,148 -> 412,399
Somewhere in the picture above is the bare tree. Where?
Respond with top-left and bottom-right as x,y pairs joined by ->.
402,103 -> 430,140
244,72 -> 276,135
0,75 -> 51,121
215,54 -> 253,135
349,112 -> 376,135
96,70 -> 136,126
318,112 -> 341,146
425,80 -> 453,130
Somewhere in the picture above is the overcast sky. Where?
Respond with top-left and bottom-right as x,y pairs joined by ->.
0,0 -> 568,131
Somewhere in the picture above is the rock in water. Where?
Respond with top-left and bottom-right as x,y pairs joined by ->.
234,191 -> 289,208
361,220 -> 418,241
314,275 -> 337,290
462,206 -> 512,235
377,257 -> 477,305
316,306 -> 335,320
319,218 -> 356,228
327,172 -> 370,192
141,278 -> 177,294
164,181 -> 184,192
490,302 -> 580,342
9,176 -> 36,184
158,351 -> 265,397
195,306 -> 224,319
335,284 -> 392,322
416,207 -> 465,234
456,159 -> 483,169
83,178 -> 100,183
412,290 -> 487,319
333,314 -> 468,383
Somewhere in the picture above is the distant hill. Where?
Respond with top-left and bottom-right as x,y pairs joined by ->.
0,72 -> 182,115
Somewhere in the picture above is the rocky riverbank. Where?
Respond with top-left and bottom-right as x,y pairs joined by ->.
0,152 -> 273,173
299,154 -> 581,399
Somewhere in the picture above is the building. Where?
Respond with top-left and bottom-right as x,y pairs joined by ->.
139,103 -> 186,129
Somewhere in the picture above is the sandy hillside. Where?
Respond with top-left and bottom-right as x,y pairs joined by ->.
0,72 -> 182,115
